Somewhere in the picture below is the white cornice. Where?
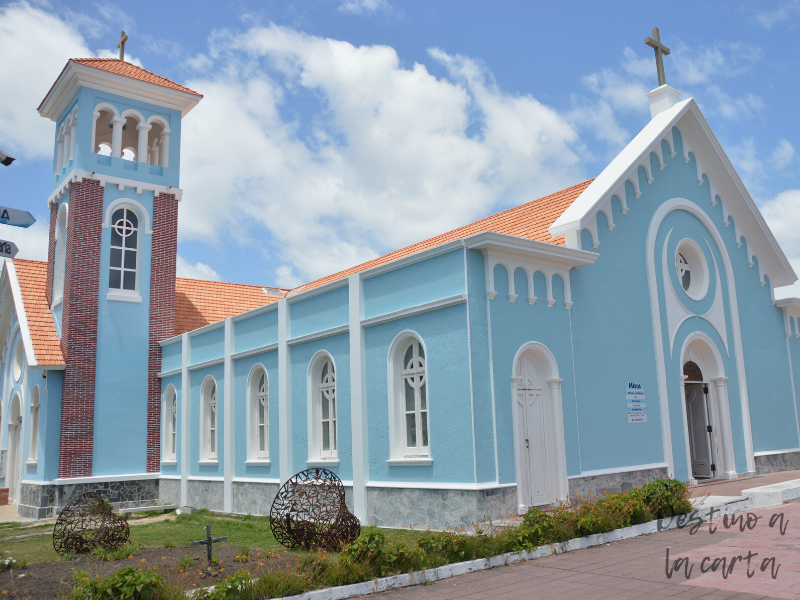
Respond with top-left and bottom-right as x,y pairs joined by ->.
463,231 -> 598,268
48,170 -> 183,207
39,61 -> 201,121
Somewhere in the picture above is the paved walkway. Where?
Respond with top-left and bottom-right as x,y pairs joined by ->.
371,499 -> 800,599
692,471 -> 800,498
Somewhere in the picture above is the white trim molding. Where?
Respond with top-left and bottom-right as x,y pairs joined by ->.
47,170 -> 184,207
567,462 -> 669,479
366,481 -> 516,491
362,294 -> 467,328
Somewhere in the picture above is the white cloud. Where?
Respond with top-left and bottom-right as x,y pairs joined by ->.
755,1 -> 800,28
761,189 -> 800,299
772,139 -> 795,170
0,219 -> 50,262
338,0 -> 391,14
728,138 -> 765,193
175,255 -> 220,281
275,265 -> 303,288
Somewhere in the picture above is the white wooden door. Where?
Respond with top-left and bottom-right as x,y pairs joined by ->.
517,354 -> 549,506
686,383 -> 713,479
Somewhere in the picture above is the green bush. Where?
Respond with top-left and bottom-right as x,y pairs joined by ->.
68,566 -> 163,600
194,570 -> 252,600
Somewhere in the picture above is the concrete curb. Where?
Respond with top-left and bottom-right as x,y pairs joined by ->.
741,478 -> 800,508
277,496 -> 756,600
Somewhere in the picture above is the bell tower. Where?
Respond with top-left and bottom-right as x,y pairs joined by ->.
38,54 -> 202,479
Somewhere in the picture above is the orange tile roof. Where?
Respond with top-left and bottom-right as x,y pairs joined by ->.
71,58 -> 202,96
175,278 -> 283,336
13,259 -> 64,366
294,178 -> 594,294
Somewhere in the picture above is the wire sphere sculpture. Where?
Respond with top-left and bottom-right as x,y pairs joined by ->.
53,491 -> 130,556
270,468 -> 360,551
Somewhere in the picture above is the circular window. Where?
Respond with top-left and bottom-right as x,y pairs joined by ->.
12,339 -> 23,382
675,239 -> 709,301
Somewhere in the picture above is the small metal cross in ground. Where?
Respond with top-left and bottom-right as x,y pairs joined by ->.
644,27 -> 671,87
190,524 -> 228,564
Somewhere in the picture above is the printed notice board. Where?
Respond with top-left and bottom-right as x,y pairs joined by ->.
626,381 -> 647,423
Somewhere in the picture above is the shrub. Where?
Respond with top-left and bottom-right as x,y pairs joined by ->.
68,566 -> 163,600
194,570 -> 252,600
639,479 -> 692,518
91,542 -> 140,561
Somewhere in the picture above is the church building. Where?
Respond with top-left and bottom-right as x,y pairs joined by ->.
2,41 -> 800,529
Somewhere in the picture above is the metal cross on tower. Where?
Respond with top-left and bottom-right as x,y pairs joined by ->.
644,27 -> 670,87
190,524 -> 228,564
117,31 -> 129,61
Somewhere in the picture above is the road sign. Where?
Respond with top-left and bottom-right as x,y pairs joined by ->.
0,207 -> 35,228
0,240 -> 18,259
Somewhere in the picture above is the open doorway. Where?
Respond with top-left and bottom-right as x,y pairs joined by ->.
683,361 -> 716,479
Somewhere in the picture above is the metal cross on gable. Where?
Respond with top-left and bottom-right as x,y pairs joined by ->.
117,31 -> 129,61
190,524 -> 228,564
644,27 -> 671,87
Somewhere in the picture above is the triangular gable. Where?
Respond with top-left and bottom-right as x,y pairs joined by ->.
550,98 -> 796,291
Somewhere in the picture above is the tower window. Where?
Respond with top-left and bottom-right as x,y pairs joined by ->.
109,207 -> 139,293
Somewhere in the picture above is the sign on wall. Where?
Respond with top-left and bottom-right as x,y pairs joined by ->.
626,381 -> 647,423
0,240 -> 18,259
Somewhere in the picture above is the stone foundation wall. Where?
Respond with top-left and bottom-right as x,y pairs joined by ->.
187,480 -> 224,512
158,478 -> 181,506
755,451 -> 800,475
366,485 -> 517,531
567,466 -> 669,498
232,481 -> 280,515
18,478 -> 159,519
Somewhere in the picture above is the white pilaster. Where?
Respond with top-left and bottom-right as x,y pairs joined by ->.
61,129 -> 71,171
180,333 -> 190,507
712,377 -> 737,478
223,318 -> 233,513
348,274 -> 368,522
278,299 -> 292,484
137,124 -> 151,164
110,117 -> 125,158
160,132 -> 170,168
68,121 -> 77,162
547,378 -> 569,500
150,138 -> 159,166
55,139 -> 64,175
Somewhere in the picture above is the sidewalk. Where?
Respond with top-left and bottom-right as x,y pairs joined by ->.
692,470 -> 800,498
369,499 -> 800,599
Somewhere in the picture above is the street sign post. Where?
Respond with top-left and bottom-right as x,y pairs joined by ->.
0,241 -> 18,259
0,207 -> 35,228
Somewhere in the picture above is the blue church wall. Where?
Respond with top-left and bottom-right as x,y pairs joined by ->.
189,363 -> 224,478
161,340 -> 182,373
290,286 -> 349,339
790,336 -> 800,427
40,371 -> 63,481
465,249 -> 496,484
363,249 -> 465,319
365,303 -> 473,484
234,307 -> 278,353
190,325 -> 225,366
289,333 -> 352,481
160,374 -> 181,476
52,87 -> 182,191
234,350 -> 279,479
489,265 -> 581,483
93,186 -> 154,476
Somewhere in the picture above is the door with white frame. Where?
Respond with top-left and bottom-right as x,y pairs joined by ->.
512,343 -> 568,513
683,374 -> 715,479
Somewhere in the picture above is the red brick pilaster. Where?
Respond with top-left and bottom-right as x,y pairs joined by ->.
147,193 -> 178,472
59,179 -> 103,478
45,202 -> 58,306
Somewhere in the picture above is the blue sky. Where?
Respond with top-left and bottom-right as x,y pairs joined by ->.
1,0 -> 799,294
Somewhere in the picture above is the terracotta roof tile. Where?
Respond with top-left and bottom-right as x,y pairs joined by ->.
294,179 -> 594,294
13,259 -> 64,366
174,278 -> 282,336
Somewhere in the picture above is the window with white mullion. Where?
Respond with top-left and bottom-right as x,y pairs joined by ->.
319,360 -> 337,459
401,341 -> 428,456
257,372 -> 268,459
28,387 -> 40,462
109,207 -> 139,293
170,395 -> 177,460
208,383 -> 217,460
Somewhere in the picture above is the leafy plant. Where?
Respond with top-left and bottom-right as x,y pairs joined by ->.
194,570 -> 252,600
68,566 -> 163,600
177,555 -> 193,571
233,546 -> 250,563
91,542 -> 140,561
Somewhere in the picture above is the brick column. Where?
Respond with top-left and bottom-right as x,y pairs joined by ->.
147,193 -> 177,472
59,179 -> 103,478
45,202 -> 58,305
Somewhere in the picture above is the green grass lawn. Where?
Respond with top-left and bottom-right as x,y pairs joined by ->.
0,510 -> 428,565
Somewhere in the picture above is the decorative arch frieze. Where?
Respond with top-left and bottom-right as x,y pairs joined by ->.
488,256 -> 573,309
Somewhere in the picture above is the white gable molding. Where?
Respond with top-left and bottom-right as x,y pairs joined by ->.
47,169 -> 183,207
464,232 -> 597,309
550,98 -> 796,293
646,198 -> 754,477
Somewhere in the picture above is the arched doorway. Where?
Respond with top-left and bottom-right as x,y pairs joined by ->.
681,333 -> 737,480
511,342 -> 568,513
6,395 -> 21,502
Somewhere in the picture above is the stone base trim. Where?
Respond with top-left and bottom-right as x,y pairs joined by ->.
366,485 -> 517,531
18,478 -> 159,519
567,466 -> 669,498
754,450 -> 800,475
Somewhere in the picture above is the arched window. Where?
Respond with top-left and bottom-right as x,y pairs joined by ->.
162,387 -> 177,462
309,356 -> 337,460
53,203 -> 68,305
400,339 -> 428,456
108,206 -> 140,295
248,367 -> 269,461
201,380 -> 218,462
27,386 -> 40,464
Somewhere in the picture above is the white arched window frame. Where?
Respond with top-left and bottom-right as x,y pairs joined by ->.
107,204 -> 142,302
26,386 -> 39,465
162,386 -> 177,463
246,366 -> 269,462
387,331 -> 432,464
52,203 -> 68,306
307,353 -> 338,463
200,377 -> 218,463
